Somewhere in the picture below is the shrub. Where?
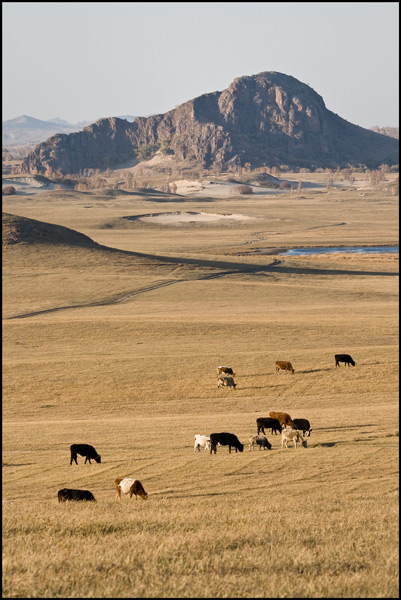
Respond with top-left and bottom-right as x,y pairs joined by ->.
279,181 -> 292,191
233,184 -> 253,195
3,185 -> 16,195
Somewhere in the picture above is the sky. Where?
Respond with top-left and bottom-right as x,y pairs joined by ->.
2,2 -> 399,128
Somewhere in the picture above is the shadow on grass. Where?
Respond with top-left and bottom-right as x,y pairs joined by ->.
318,424 -> 376,431
3,462 -> 35,467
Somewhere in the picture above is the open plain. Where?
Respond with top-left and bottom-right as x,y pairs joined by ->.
2,175 -> 399,598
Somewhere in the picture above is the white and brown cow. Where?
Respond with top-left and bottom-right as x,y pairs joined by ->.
217,366 -> 235,377
115,478 -> 148,500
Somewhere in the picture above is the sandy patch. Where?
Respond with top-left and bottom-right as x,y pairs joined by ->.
128,211 -> 255,224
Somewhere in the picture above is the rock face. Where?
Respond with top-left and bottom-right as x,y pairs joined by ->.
22,72 -> 399,174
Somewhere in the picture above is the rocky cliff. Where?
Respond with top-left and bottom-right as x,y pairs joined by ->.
22,72 -> 399,174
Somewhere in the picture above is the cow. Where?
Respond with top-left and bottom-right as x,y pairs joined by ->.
217,366 -> 235,377
269,411 -> 295,429
70,443 -> 101,465
335,354 -> 355,367
194,434 -> 211,453
275,360 -> 295,374
293,418 -> 312,437
256,417 -> 282,436
248,434 -> 272,451
218,376 -> 236,389
281,428 -> 307,449
210,432 -> 244,454
115,478 -> 148,500
58,488 -> 96,502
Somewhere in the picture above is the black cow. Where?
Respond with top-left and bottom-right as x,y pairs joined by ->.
335,354 -> 355,367
256,417 -> 282,435
58,488 -> 96,502
70,443 -> 101,465
210,432 -> 244,454
292,418 -> 312,437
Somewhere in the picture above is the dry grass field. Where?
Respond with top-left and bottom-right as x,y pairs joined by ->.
2,175 -> 399,598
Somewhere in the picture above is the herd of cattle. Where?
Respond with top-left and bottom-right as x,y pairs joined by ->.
194,411 -> 311,456
58,355 -> 355,502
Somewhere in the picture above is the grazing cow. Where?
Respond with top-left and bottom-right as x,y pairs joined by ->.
269,411 -> 295,429
217,376 -> 236,389
217,366 -> 235,377
256,417 -> 282,435
115,478 -> 148,500
335,354 -> 355,367
194,434 -> 211,453
70,443 -> 101,465
58,488 -> 96,502
281,428 -> 307,449
248,434 -> 272,451
210,432 -> 244,454
275,360 -> 295,374
293,418 -> 312,437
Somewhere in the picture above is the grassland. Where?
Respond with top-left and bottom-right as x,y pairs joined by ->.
2,175 -> 399,597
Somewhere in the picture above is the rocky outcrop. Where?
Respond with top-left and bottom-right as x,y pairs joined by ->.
22,72 -> 399,174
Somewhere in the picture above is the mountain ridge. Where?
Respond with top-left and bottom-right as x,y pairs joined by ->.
20,71 -> 399,173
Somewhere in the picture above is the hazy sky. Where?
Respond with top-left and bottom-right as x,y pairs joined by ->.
2,2 -> 399,127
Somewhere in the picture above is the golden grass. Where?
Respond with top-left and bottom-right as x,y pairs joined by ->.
2,179 -> 399,597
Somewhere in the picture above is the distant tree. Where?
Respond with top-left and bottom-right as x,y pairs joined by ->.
297,181 -> 302,196
136,144 -> 154,161
368,169 -> 385,186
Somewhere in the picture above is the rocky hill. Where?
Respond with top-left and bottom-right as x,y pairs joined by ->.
22,72 -> 399,174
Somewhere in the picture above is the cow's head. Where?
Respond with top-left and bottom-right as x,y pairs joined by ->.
238,443 -> 244,452
301,440 -> 308,448
95,456 -> 101,463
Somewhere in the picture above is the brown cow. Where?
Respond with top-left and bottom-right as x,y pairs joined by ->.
115,478 -> 148,500
269,411 -> 295,429
275,361 -> 295,374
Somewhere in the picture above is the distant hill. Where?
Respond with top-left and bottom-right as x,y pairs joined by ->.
21,72 -> 399,174
2,115 -> 92,146
2,115 -> 138,147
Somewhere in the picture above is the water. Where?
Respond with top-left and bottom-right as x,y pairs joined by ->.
281,246 -> 398,256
